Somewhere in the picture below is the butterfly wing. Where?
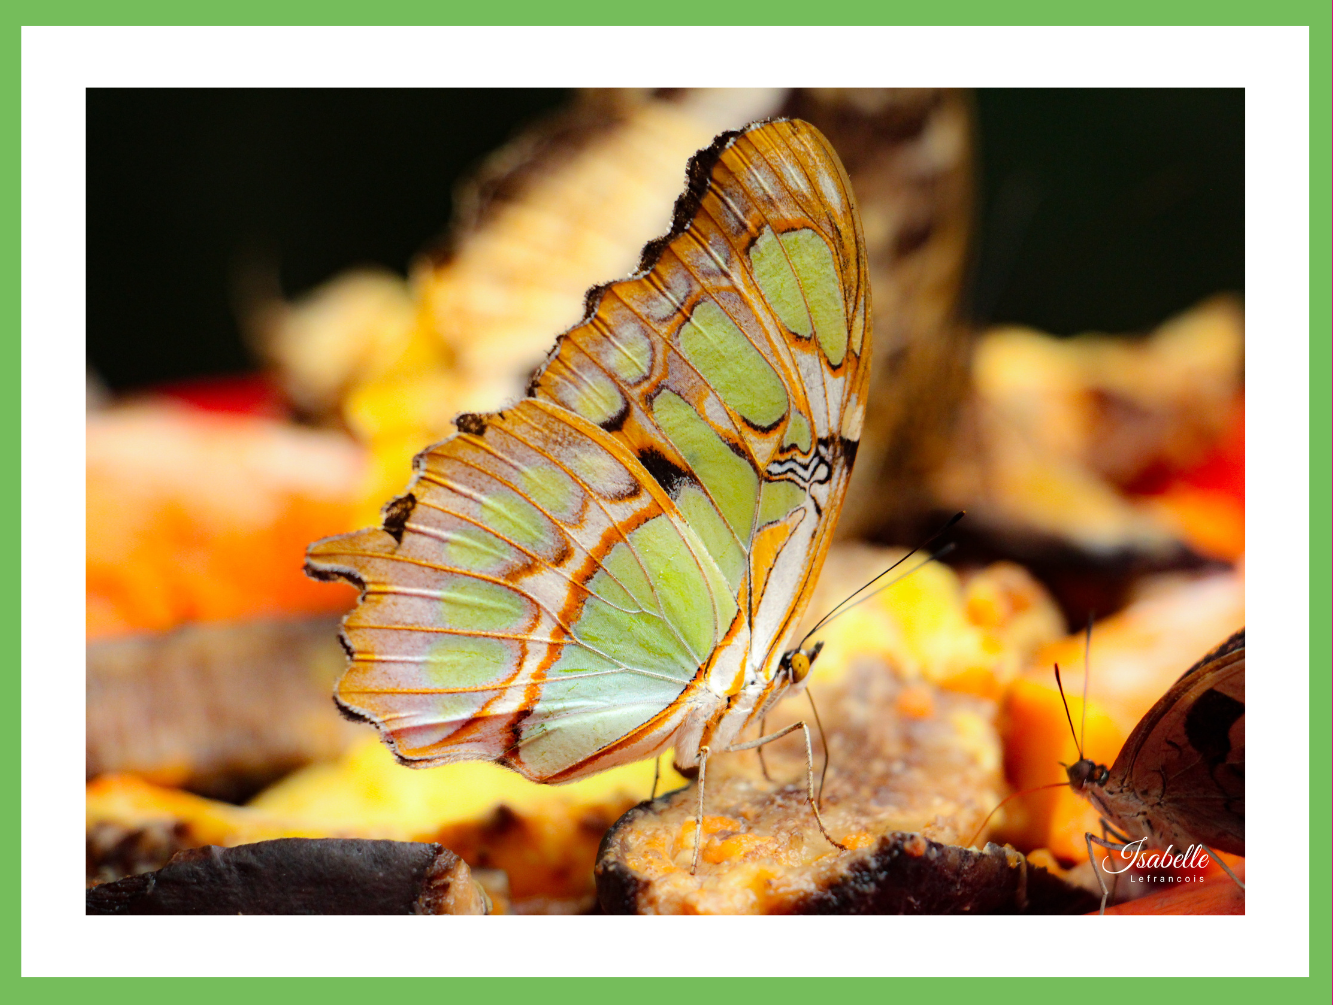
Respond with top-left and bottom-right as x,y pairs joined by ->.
307,399 -> 741,782
530,118 -> 870,672
307,119 -> 869,783
1108,629 -> 1245,854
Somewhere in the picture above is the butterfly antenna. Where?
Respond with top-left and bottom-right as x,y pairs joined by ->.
966,781 -> 1070,848
802,543 -> 955,642
798,512 -> 963,648
1053,664 -> 1083,760
1080,614 -> 1093,756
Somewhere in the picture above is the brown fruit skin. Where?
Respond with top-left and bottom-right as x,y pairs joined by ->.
86,838 -> 487,915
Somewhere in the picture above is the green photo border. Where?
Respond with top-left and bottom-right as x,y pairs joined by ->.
16,3 -> 1330,998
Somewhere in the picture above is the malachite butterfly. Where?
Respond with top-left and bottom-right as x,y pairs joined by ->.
306,118 -> 870,787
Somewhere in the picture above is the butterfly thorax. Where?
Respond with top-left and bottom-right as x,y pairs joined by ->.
1069,758 -> 1172,847
750,638 -> 822,721
672,638 -> 823,776
1066,759 -> 1140,842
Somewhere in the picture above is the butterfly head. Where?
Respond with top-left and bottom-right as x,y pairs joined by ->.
780,640 -> 825,688
1064,758 -> 1110,792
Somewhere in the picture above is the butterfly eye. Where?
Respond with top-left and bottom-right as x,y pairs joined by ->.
790,651 -> 812,683
1066,759 -> 1093,788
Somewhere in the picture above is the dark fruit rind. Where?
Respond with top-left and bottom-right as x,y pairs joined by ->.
599,818 -> 1097,914
86,837 -> 488,915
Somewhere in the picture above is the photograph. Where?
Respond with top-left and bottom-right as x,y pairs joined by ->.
81,86 -> 1250,918
14,17 -> 1322,988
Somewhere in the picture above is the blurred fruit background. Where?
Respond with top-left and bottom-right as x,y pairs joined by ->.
88,89 -> 1241,392
85,89 -> 1244,915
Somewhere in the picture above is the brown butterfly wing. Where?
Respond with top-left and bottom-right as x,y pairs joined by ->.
1109,629 -> 1245,854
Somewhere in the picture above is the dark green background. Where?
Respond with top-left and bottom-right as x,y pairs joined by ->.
86,88 -> 1243,391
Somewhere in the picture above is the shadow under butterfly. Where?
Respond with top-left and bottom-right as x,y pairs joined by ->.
306,118 -> 871,873
1058,629 -> 1246,914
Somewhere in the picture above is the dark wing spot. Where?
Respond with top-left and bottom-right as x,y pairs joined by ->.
455,413 -> 487,435
382,493 -> 417,544
820,435 -> 859,473
1183,688 -> 1244,766
507,705 -> 534,759
635,125 -> 748,273
637,447 -> 690,498
303,553 -> 361,587
579,278 -> 615,321
840,436 -> 860,469
599,397 -> 630,433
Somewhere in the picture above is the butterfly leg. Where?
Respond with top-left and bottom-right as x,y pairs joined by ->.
806,686 -> 832,808
755,714 -> 774,782
725,722 -> 847,853
650,752 -> 662,801
690,746 -> 711,875
1099,819 -> 1130,905
1085,830 -> 1132,915
1201,843 -> 1245,891
1101,819 -> 1133,845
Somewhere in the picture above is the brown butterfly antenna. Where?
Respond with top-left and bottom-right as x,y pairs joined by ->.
1081,614 -> 1093,756
1053,664 -> 1083,761
965,781 -> 1070,848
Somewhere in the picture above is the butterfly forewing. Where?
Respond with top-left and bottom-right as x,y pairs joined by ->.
307,119 -> 870,782
531,119 -> 870,671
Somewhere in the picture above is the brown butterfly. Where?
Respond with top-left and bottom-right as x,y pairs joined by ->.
1058,628 -> 1245,913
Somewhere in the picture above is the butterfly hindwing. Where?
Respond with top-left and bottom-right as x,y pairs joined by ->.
308,399 -> 745,781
